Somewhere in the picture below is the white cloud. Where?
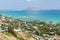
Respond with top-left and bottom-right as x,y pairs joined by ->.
26,0 -> 33,2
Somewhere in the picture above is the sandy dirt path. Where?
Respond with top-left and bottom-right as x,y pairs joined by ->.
0,33 -> 16,40
15,31 -> 36,40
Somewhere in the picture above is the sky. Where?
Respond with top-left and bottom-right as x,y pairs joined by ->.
0,0 -> 60,10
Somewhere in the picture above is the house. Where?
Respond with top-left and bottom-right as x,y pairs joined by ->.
14,28 -> 22,32
31,34 -> 44,40
0,28 -> 6,32
4,27 -> 8,32
32,26 -> 37,29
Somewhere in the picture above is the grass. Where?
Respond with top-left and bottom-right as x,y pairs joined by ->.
29,37 -> 36,40
3,32 -> 14,37
18,37 -> 24,40
0,38 -> 3,40
3,32 -> 25,40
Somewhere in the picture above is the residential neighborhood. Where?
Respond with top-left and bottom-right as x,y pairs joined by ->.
0,15 -> 60,40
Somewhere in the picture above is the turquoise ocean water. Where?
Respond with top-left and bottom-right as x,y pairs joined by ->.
0,10 -> 60,23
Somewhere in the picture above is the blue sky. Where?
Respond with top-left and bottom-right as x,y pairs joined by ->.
0,0 -> 60,10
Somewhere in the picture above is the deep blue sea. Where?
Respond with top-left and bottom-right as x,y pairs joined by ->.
0,10 -> 60,23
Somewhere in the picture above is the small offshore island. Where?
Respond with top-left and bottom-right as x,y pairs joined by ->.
0,15 -> 60,40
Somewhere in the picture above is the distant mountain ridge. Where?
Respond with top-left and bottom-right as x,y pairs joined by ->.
25,7 -> 40,10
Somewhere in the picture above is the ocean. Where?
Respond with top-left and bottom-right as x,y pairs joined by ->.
1,10 -> 60,23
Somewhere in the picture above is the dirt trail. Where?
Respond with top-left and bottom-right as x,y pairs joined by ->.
15,31 -> 29,40
0,33 -> 16,40
15,31 -> 36,40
